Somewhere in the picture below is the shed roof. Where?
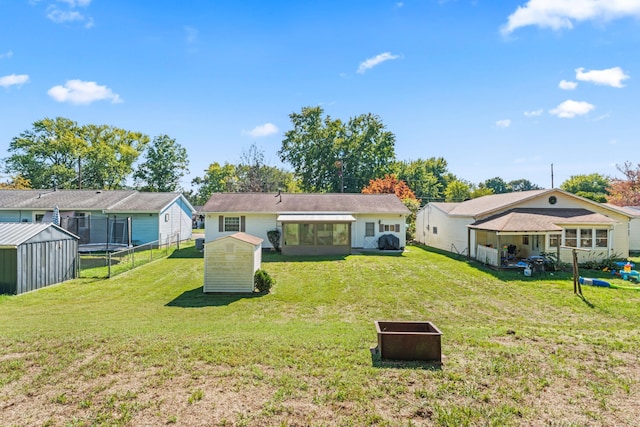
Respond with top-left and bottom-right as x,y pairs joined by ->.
202,193 -> 410,215
0,223 -> 78,247
208,232 -> 263,246
0,190 -> 194,214
468,208 -> 618,232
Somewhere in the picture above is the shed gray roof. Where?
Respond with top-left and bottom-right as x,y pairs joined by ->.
0,190 -> 194,214
202,193 -> 410,214
468,208 -> 618,232
0,223 -> 78,247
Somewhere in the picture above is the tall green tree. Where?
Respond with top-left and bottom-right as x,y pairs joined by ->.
4,117 -> 86,189
480,177 -> 512,194
134,135 -> 189,192
394,158 -> 451,202
279,106 -> 396,193
3,117 -> 149,190
508,179 -> 542,192
444,180 -> 471,202
190,162 -> 238,205
560,173 -> 610,202
81,124 -> 149,189
235,144 -> 295,193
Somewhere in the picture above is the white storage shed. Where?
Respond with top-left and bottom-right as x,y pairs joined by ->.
204,232 -> 263,293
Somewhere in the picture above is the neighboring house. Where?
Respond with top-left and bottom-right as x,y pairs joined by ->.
201,193 -> 410,256
415,189 -> 633,265
606,205 -> 640,253
0,190 -> 195,247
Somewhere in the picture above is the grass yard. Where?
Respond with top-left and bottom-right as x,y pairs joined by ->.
1,243 -> 640,426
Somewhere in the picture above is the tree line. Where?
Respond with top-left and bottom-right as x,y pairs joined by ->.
2,108 -> 639,208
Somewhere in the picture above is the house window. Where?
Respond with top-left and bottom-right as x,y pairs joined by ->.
580,229 -> 593,248
333,224 -> 349,245
224,216 -> 240,232
283,223 -> 349,246
432,226 -> 438,235
564,229 -> 577,247
35,213 -> 45,222
595,229 -> 608,248
283,223 -> 299,245
365,222 -> 375,237
522,236 -> 529,245
549,234 -> 561,248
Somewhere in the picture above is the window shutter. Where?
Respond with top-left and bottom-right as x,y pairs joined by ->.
379,223 -> 384,232
240,216 -> 246,232
218,215 -> 223,232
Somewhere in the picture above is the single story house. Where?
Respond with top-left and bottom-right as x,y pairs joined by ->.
0,189 -> 195,247
201,193 -> 410,256
0,222 -> 79,295
415,189 -> 633,266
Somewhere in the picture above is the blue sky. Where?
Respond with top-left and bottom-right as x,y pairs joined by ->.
1,0 -> 639,191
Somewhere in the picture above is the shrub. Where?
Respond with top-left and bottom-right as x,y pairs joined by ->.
254,269 -> 274,293
267,229 -> 281,252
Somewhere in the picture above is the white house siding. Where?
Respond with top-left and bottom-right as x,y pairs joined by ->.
351,214 -> 406,248
417,205 -> 473,256
205,213 -> 276,248
204,238 -> 260,293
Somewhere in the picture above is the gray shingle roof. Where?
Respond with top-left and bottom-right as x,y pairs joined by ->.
202,193 -> 411,214
442,189 -> 550,216
468,208 -> 618,232
0,190 -> 193,213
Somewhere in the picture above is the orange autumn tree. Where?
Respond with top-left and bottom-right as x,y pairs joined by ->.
362,174 -> 417,200
362,174 -> 420,240
606,161 -> 640,206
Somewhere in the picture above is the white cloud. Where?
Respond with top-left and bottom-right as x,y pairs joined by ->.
0,50 -> 13,59
501,0 -> 640,34
47,7 -> 84,23
357,52 -> 400,74
524,108 -> 543,117
0,74 -> 30,88
558,80 -> 578,90
496,119 -> 511,128
57,0 -> 91,6
575,66 -> 629,88
242,123 -> 279,138
46,0 -> 93,26
47,79 -> 122,105
549,99 -> 595,118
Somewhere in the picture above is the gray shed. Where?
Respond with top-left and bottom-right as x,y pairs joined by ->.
0,223 -> 79,295
204,232 -> 263,293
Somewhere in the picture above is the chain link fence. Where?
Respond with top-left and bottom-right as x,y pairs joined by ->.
79,233 -> 183,278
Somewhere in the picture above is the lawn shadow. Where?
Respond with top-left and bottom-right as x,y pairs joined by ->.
168,246 -> 203,259
369,348 -> 442,371
262,252 -> 348,263
577,292 -> 595,308
166,286 -> 265,307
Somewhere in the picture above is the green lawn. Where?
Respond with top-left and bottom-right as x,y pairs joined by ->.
1,244 -> 639,426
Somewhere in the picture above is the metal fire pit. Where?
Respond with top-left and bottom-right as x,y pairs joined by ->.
375,321 -> 442,363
